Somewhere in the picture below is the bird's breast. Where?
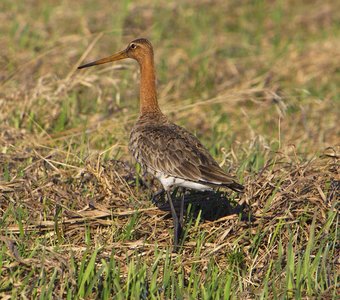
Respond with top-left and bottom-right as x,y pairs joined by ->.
128,128 -> 142,163
128,126 -> 154,173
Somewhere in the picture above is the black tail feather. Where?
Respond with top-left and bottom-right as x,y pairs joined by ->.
198,180 -> 244,193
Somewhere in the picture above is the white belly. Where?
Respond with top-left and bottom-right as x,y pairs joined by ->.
157,173 -> 212,191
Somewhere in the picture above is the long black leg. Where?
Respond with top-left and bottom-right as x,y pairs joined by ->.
179,193 -> 184,228
166,190 -> 181,251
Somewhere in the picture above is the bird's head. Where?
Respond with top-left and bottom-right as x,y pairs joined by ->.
78,38 -> 153,69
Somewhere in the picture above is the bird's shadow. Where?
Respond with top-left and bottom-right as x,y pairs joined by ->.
152,189 -> 252,222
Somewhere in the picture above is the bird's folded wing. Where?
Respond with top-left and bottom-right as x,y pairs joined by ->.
135,123 -> 241,189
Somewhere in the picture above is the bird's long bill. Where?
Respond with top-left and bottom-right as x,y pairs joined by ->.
78,49 -> 128,69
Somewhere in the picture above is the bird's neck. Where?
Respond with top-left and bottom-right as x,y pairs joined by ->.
139,57 -> 161,114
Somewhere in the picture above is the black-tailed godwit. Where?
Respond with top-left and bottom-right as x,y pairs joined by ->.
78,38 -> 244,251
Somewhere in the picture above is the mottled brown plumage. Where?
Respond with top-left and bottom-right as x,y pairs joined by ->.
129,111 -> 244,192
78,38 -> 244,250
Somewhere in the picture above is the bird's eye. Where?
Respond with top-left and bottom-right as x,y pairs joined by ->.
130,43 -> 137,49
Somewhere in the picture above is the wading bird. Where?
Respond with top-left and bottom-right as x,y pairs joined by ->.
78,38 -> 244,251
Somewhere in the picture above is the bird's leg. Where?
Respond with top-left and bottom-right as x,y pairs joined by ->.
179,192 -> 185,228
166,190 -> 181,252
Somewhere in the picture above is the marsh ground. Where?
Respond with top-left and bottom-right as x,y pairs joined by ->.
0,0 -> 339,298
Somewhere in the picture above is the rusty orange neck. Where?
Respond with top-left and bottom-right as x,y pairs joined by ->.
138,55 -> 161,114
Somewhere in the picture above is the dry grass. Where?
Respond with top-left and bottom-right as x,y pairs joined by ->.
0,0 -> 339,298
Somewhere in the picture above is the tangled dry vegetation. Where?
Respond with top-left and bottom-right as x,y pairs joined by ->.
0,0 -> 339,298
1,128 -> 338,298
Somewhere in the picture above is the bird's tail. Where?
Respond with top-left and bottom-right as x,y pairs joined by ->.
222,181 -> 244,193
199,166 -> 244,193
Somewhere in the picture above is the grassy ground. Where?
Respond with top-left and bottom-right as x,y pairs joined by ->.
1,0 -> 339,298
